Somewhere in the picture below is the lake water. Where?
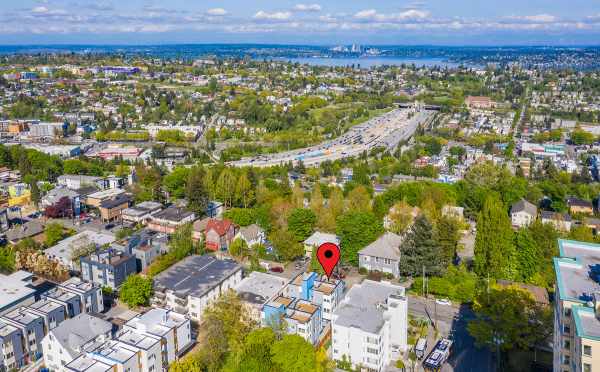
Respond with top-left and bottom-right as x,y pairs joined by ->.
273,56 -> 465,68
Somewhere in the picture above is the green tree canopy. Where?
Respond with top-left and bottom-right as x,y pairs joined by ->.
119,275 -> 153,308
474,195 -> 516,279
400,214 -> 446,277
336,212 -> 383,266
287,208 -> 317,242
467,285 -> 552,353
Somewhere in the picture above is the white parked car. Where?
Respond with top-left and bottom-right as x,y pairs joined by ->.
435,298 -> 452,306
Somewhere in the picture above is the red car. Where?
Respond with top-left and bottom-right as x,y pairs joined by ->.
269,266 -> 284,273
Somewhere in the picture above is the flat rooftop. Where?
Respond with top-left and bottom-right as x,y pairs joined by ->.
125,308 -> 187,337
26,298 -> 63,313
87,188 -> 125,200
151,206 -> 194,222
234,272 -> 287,305
3,307 -> 40,325
0,271 -> 36,312
66,354 -> 114,372
153,255 -> 241,299
0,320 -> 18,337
117,329 -> 159,350
93,340 -> 137,363
44,230 -> 115,262
574,306 -> 600,340
333,280 -> 406,334
554,239 -> 600,302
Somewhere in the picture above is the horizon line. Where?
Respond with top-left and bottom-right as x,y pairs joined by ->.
1,42 -> 600,48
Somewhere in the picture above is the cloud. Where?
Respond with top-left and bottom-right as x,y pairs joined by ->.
206,8 -> 228,16
294,4 -> 322,12
32,6 -> 49,13
506,14 -> 557,23
354,9 -> 429,22
254,10 -> 292,21
87,2 -> 114,12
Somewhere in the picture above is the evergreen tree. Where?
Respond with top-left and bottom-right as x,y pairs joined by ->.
474,196 -> 516,279
514,229 -> 541,282
235,173 -> 253,208
216,169 -> 236,208
186,167 -> 209,216
400,214 -> 444,277
435,216 -> 460,267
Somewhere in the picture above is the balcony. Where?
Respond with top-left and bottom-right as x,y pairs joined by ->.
173,305 -> 187,314
174,297 -> 188,306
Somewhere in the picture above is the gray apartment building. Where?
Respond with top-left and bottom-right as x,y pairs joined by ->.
358,232 -> 403,278
0,308 -> 45,364
0,319 -> 26,371
43,277 -> 104,317
23,299 -> 67,332
112,229 -> 161,272
80,248 -> 137,290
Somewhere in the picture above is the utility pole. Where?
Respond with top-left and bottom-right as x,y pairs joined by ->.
422,265 -> 425,297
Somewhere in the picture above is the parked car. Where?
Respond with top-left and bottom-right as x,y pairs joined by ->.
332,270 -> 346,279
105,223 -> 115,230
435,298 -> 452,306
269,266 -> 284,273
415,338 -> 428,359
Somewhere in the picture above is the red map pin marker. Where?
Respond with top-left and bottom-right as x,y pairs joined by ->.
316,242 -> 341,279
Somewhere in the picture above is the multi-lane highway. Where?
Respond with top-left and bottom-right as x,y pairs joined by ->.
228,108 -> 434,168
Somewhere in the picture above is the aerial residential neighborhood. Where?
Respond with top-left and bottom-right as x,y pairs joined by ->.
0,2 -> 600,372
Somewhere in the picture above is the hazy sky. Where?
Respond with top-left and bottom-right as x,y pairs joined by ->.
2,0 -> 600,45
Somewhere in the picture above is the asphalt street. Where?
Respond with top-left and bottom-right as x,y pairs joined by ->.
407,296 -> 494,372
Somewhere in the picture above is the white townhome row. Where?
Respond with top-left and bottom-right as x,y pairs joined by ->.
42,308 -> 192,372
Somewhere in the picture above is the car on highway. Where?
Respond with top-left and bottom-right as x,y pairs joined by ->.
435,298 -> 452,306
269,266 -> 284,273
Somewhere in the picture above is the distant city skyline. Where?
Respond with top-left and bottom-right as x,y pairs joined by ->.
1,0 -> 600,45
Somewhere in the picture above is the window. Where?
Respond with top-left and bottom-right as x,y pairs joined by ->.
563,355 -> 570,365
584,345 -> 592,356
563,340 -> 570,349
584,363 -> 591,372
564,308 -> 572,317
367,347 -> 379,355
564,325 -> 571,335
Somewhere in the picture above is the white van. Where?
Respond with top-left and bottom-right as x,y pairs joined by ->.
415,338 -> 428,360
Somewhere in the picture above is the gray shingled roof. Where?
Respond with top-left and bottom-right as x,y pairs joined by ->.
358,232 -> 402,261
237,224 -> 263,242
51,313 -> 112,357
510,199 -> 537,216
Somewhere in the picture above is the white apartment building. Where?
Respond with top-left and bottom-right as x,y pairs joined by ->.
151,255 -> 242,322
332,280 -> 408,372
122,308 -> 193,364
